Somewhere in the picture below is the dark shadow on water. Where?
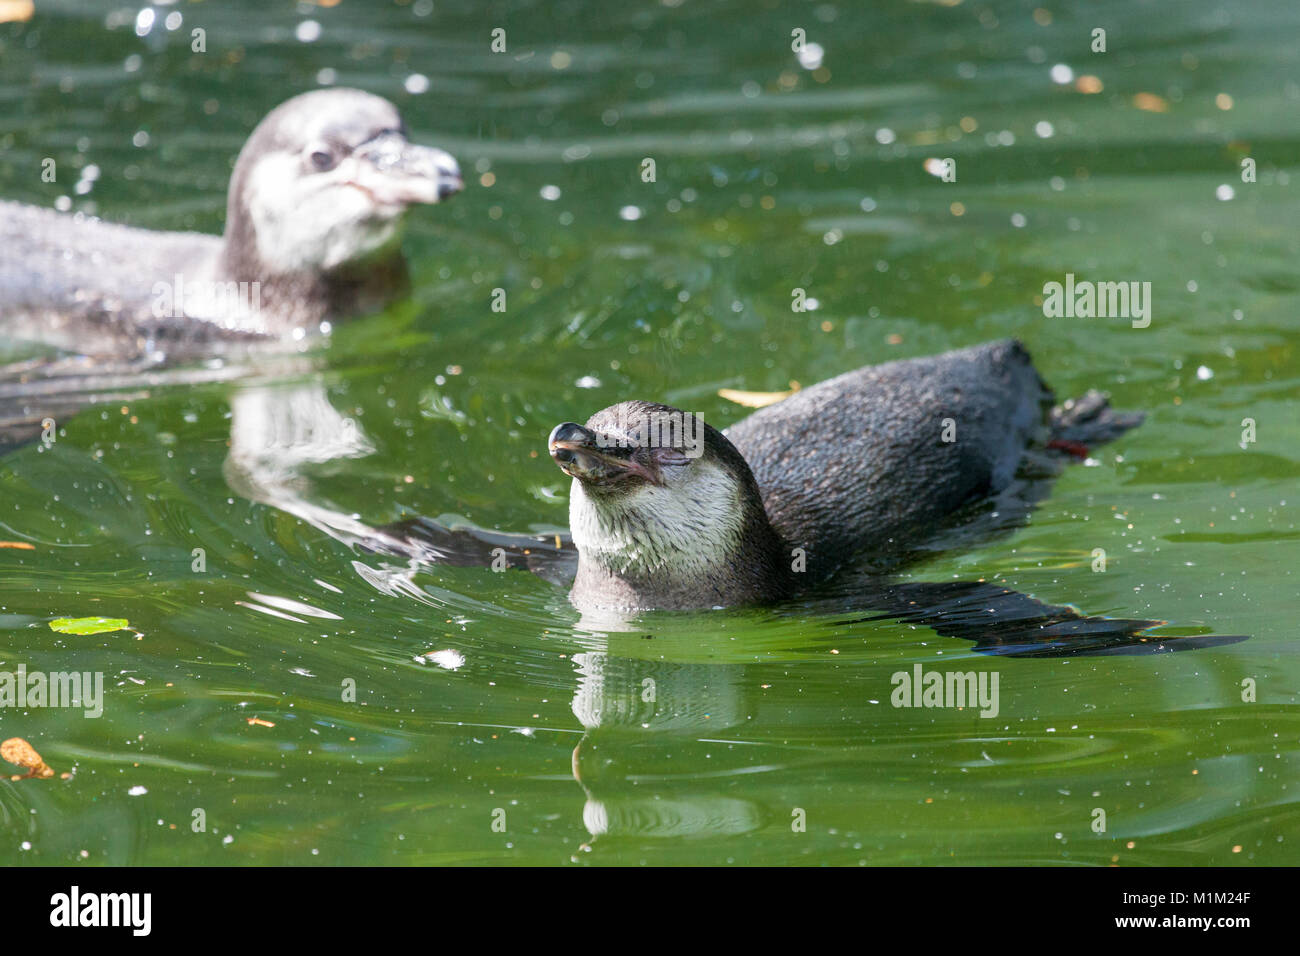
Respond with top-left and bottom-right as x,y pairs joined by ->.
800,578 -> 1248,657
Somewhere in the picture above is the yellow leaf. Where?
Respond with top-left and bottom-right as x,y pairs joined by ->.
717,385 -> 799,409
49,616 -> 129,635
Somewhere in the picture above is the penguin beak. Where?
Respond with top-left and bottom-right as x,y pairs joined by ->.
548,422 -> 658,485
350,131 -> 463,206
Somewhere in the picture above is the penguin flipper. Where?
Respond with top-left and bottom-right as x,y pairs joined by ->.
378,516 -> 578,587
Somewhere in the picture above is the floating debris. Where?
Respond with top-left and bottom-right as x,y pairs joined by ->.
1,737 -> 54,779
0,1 -> 34,25
420,649 -> 466,671
1133,92 -> 1170,113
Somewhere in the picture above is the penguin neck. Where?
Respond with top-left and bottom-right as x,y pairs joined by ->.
215,202 -> 411,335
568,481 -> 796,611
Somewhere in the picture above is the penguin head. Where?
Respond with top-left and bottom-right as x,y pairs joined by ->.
223,88 -> 462,275
549,401 -> 777,588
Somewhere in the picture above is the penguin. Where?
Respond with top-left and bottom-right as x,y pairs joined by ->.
0,88 -> 462,362
548,340 -> 1136,610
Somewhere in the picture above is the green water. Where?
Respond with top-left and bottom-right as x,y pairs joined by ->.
0,0 -> 1296,865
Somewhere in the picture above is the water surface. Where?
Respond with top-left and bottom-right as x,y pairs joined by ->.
0,0 -> 1296,865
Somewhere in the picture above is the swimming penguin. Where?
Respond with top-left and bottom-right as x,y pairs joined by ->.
359,339 -> 1244,653
0,88 -> 463,361
547,340 -> 1141,611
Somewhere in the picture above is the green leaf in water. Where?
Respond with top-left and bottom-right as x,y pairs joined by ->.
48,617 -> 130,635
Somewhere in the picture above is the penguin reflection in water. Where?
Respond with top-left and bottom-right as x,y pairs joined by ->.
396,340 -> 1246,658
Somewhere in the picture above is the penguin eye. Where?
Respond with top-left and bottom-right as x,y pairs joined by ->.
307,148 -> 336,172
